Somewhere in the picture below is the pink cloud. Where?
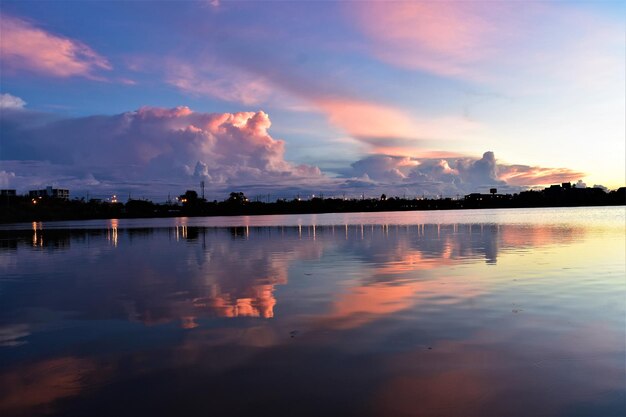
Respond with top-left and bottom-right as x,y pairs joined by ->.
346,1 -> 623,90
498,165 -> 584,186
162,59 -> 483,152
1,106 -> 325,195
94,106 -> 321,180
0,14 -> 111,78
347,1 -> 502,77
316,99 -> 418,140
0,105 -> 585,196
163,61 -> 455,146
315,98 -> 480,152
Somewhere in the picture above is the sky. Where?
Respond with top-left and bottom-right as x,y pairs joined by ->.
0,0 -> 624,201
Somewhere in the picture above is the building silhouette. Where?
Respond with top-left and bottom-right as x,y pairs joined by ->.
28,186 -> 70,200
1,189 -> 16,197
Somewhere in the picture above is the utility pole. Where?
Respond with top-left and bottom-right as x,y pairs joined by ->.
200,181 -> 205,200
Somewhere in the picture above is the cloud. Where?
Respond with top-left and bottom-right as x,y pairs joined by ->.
349,155 -> 418,182
164,62 -> 477,150
166,61 -> 273,106
0,106 -> 324,197
316,99 -> 418,141
0,357 -> 98,414
346,1 -> 624,91
0,170 -> 16,188
342,151 -> 582,196
455,150 -> 499,186
498,164 -> 585,187
148,18 -> 478,150
348,1 -> 497,78
0,93 -> 26,109
149,17 -> 482,153
1,106 -> 584,198
314,98 -> 480,153
0,14 -> 111,78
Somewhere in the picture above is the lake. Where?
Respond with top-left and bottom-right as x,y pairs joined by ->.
1,207 -> 624,417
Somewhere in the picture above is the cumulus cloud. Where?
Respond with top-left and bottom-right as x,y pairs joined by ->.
349,155 -> 418,182
341,151 -> 582,197
0,93 -> 26,109
0,106 -> 324,197
1,106 -> 585,199
0,14 -> 111,78
455,151 -> 499,186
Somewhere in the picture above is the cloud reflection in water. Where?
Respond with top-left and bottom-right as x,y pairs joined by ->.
0,213 -> 623,417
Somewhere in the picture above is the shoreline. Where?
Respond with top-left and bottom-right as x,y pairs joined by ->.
2,202 -> 624,228
4,185 -> 624,224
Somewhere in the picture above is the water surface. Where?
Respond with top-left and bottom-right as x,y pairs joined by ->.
1,207 -> 624,416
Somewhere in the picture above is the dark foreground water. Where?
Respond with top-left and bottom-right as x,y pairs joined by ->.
1,207 -> 624,417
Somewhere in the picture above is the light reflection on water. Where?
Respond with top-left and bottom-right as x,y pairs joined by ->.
0,207 -> 624,417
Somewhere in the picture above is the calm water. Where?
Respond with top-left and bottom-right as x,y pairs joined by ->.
1,207 -> 624,417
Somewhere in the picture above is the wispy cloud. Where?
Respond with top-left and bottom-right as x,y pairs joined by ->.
315,99 -> 418,141
165,61 -> 272,106
498,165 -> 585,187
346,1 -> 624,91
160,58 -> 481,155
0,14 -> 111,79
315,98 -> 481,154
347,1 -> 497,78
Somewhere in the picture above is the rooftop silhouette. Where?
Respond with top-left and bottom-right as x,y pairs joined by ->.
1,182 -> 624,223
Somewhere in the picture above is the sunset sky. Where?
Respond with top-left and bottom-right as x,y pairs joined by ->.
1,0 -> 624,200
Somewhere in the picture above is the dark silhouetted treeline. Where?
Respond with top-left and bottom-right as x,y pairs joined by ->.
1,186 -> 624,223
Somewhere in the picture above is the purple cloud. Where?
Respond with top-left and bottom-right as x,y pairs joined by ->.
0,106 -> 325,198
341,151 -> 584,197
1,105 -> 587,199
